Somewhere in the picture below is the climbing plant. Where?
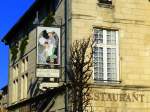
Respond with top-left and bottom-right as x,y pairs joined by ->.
43,12 -> 55,26
20,35 -> 29,57
10,43 -> 19,62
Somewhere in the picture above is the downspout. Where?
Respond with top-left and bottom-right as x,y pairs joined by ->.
64,0 -> 69,111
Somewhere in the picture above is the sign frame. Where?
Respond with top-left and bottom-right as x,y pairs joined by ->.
36,26 -> 61,65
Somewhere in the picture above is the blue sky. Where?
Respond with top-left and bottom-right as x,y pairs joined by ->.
0,0 -> 35,89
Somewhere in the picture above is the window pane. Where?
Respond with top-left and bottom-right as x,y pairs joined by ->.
107,30 -> 116,45
94,47 -> 103,80
94,29 -> 103,44
112,31 -> 116,44
107,48 -> 117,80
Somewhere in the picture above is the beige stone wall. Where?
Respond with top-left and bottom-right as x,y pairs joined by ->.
8,28 -> 37,105
71,0 -> 150,86
49,94 -> 65,112
7,0 -> 150,111
71,0 -> 150,111
89,86 -> 150,112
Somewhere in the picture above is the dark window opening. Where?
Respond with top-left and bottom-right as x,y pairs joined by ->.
98,0 -> 112,4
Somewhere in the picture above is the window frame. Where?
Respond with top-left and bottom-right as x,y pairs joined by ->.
93,28 -> 119,83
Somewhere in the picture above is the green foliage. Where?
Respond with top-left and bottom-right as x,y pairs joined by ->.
43,12 -> 55,26
10,44 -> 18,62
20,35 -> 29,57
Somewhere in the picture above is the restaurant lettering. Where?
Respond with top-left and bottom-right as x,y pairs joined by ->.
88,92 -> 144,103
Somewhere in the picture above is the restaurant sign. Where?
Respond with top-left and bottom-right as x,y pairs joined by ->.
88,92 -> 145,103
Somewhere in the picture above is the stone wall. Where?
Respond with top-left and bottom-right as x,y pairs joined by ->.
71,0 -> 150,111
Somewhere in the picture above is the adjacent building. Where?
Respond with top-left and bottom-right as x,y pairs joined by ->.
2,0 -> 150,111
0,91 -> 2,112
0,86 -> 8,112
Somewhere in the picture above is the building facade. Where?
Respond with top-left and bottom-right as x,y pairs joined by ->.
70,0 -> 150,111
2,0 -> 150,112
0,91 -> 2,112
0,86 -> 8,112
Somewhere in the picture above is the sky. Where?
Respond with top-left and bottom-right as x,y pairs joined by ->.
0,0 -> 35,89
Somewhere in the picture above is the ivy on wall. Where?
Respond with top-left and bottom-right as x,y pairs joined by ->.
10,43 -> 19,62
43,12 -> 55,26
19,35 -> 29,57
10,11 -> 54,62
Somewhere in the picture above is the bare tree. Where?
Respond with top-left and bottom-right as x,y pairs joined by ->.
68,37 -> 93,112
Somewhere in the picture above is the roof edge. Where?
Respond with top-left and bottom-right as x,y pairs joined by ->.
1,0 -> 40,45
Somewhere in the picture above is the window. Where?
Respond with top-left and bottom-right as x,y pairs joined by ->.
21,57 -> 28,73
98,0 -> 112,4
13,64 -> 18,79
24,73 -> 28,98
93,28 -> 119,82
20,75 -> 24,99
21,74 -> 28,99
12,64 -> 19,103
12,79 -> 18,103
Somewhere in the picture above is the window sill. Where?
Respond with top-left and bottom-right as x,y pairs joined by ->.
11,98 -> 28,105
20,98 -> 28,102
97,3 -> 114,9
11,101 -> 18,105
94,80 -> 121,85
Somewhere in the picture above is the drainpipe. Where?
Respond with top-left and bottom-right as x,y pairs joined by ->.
64,0 -> 69,111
